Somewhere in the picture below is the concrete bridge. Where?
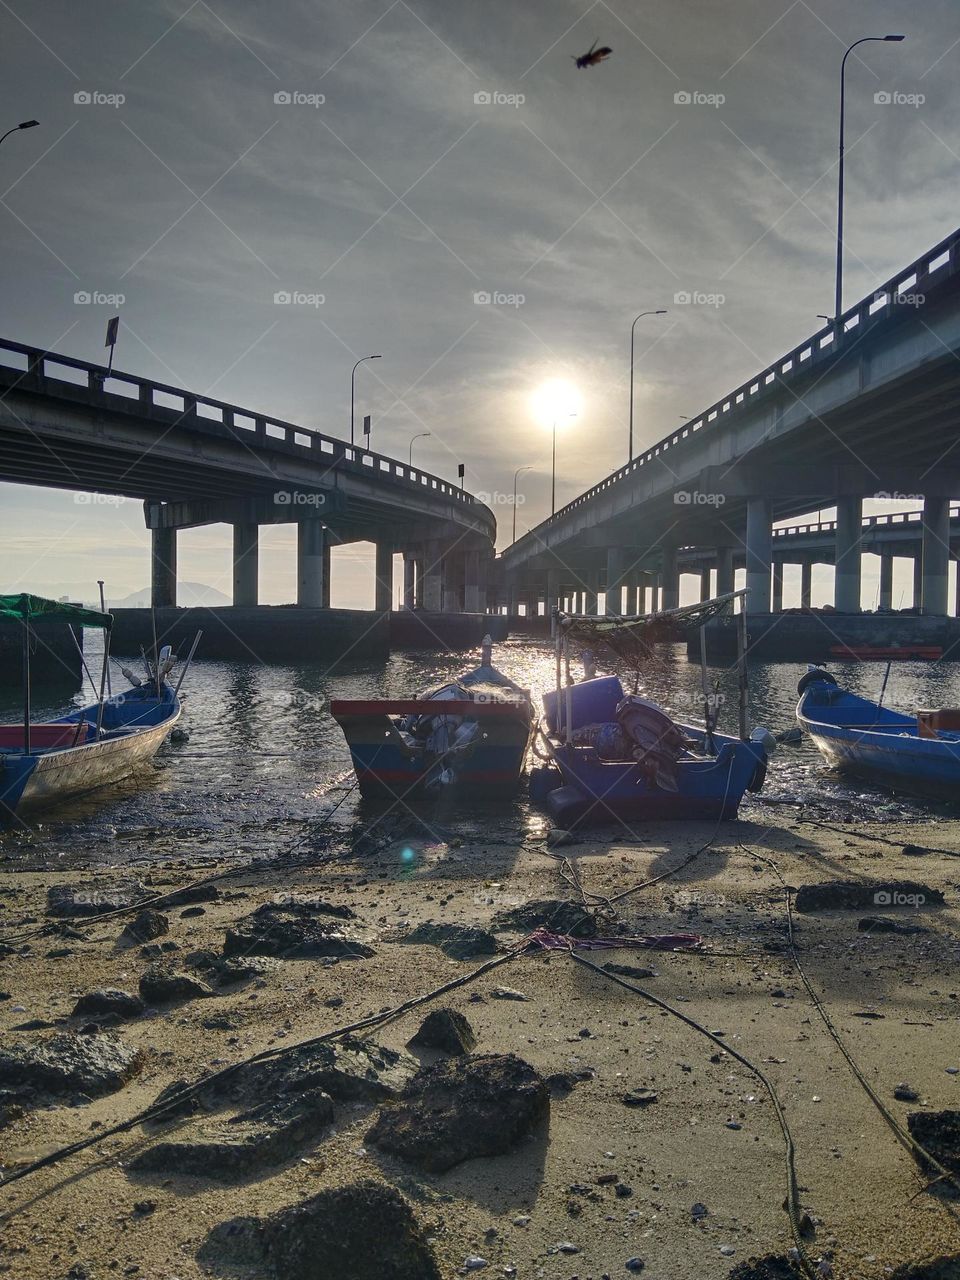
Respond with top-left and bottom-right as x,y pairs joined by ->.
0,338 -> 496,616
500,226 -> 960,623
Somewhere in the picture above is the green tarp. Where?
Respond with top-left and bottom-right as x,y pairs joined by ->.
0,593 -> 112,630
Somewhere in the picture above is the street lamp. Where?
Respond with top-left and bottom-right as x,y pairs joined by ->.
408,431 -> 430,467
0,120 -> 39,149
512,465 -> 532,543
350,354 -> 381,446
551,414 -> 576,516
629,309 -> 666,462
835,35 -> 904,328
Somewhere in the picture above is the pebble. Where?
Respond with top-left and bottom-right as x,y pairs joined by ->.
512,1216 -> 530,1227
491,986 -> 529,1002
719,1245 -> 735,1256
893,1083 -> 919,1102
625,1260 -> 645,1273
691,1202 -> 709,1220
464,1256 -> 488,1270
947,1067 -> 959,1075
554,1242 -> 580,1254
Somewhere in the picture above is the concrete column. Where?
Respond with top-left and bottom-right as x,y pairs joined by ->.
699,567 -> 712,603
921,495 -> 950,615
464,549 -> 484,614
605,547 -> 627,614
421,541 -> 444,612
661,545 -> 679,611
912,554 -> 922,609
745,497 -> 772,614
878,552 -> 894,611
715,547 -> 734,599
402,554 -> 416,610
232,523 -> 259,607
834,496 -> 863,613
583,568 -> 599,615
546,568 -> 562,618
651,573 -> 662,612
800,560 -> 812,608
956,561 -> 960,618
374,541 -> 393,612
623,573 -> 639,616
772,561 -> 784,613
151,527 -> 177,609
297,520 -> 330,607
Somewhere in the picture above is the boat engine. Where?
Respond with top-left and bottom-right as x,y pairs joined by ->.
797,664 -> 837,696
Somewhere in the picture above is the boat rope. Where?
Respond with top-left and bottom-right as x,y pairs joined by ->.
795,816 -> 960,859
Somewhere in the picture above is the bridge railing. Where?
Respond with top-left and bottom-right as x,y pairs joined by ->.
772,502 -> 960,540
510,225 -> 960,552
0,337 -> 493,529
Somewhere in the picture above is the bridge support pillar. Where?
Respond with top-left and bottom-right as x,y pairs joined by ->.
745,497 -> 772,613
297,520 -> 330,608
772,562 -> 783,613
151,528 -> 177,609
232,523 -> 259,607
921,495 -> 950,615
800,560 -> 812,608
583,569 -> 599,615
700,567 -> 712,603
834,496 -> 862,612
402,554 -> 416,610
546,568 -> 562,619
716,547 -> 734,600
622,573 -> 638,615
913,554 -> 922,609
375,542 -> 393,612
422,541 -> 444,612
878,552 -> 894,610
605,547 -> 627,614
443,549 -> 463,613
464,549 -> 485,614
661,546 -> 679,611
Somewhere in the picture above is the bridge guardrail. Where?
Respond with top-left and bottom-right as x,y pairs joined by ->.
0,337 -> 495,536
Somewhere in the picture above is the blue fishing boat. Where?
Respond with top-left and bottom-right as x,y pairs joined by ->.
796,665 -> 960,800
0,594 -> 192,823
533,595 -> 770,828
331,637 -> 534,801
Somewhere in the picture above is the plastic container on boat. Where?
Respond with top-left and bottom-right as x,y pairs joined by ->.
542,676 -> 625,735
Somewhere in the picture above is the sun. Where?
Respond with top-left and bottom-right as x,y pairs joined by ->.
530,378 -> 583,428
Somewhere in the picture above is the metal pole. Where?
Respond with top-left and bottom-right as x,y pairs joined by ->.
350,354 -> 381,447
512,465 -> 531,543
409,431 -> 430,467
21,616 -> 30,754
173,630 -> 203,699
95,628 -> 111,742
628,310 -> 666,462
737,606 -> 749,741
97,580 -> 111,695
551,419 -> 557,516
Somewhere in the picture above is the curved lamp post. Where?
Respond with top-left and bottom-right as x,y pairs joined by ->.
835,35 -> 904,327
408,431 -> 430,466
0,120 -> 39,149
629,309 -> 666,462
350,354 -> 381,446
551,413 -> 577,516
512,465 -> 532,543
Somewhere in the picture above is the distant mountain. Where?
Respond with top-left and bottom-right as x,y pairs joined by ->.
110,582 -> 233,608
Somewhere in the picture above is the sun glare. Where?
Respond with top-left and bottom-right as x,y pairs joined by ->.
530,377 -> 583,428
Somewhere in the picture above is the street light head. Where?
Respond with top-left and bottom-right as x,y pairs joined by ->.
368,353 -> 382,360
884,34 -> 905,41
654,309 -> 667,314
18,120 -> 39,129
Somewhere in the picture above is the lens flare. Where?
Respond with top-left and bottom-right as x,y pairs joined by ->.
530,378 -> 582,428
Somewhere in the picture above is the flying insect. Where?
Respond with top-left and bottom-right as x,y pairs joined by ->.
573,40 -> 612,69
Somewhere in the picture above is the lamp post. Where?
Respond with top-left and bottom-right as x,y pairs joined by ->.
835,35 -> 904,328
350,354 -> 381,446
551,414 -> 576,517
629,309 -> 666,462
0,120 -> 39,149
512,465 -> 532,543
408,431 -> 430,466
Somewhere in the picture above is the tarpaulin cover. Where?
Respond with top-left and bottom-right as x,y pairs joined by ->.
0,593 -> 112,630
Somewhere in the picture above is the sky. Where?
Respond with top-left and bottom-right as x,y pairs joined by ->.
0,0 -> 957,609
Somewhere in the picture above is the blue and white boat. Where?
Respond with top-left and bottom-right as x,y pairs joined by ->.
796,665 -> 960,800
0,594 -> 188,822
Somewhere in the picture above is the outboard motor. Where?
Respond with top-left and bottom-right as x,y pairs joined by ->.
797,663 -> 838,697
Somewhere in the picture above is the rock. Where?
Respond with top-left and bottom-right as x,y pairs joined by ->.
727,1257 -> 802,1280
906,1110 -> 960,1181
214,956 -> 282,985
129,1091 -> 334,1181
891,1256 -> 960,1279
546,828 -> 579,848
407,1008 -> 476,1056
46,881 -> 146,918
198,1180 -> 441,1280
858,916 -> 928,935
901,844 -> 928,857
120,910 -> 169,945
72,989 -> 145,1020
464,1258 -> 488,1271
603,962 -> 657,980
260,897 -> 356,921
0,1032 -> 144,1098
490,986 -> 528,1001
794,881 -> 942,913
626,1259 -> 645,1272
367,1053 -> 549,1172
224,905 -> 373,960
545,1069 -> 593,1097
180,906 -> 206,918
894,1083 -> 920,1102
401,921 -> 497,960
492,898 -> 597,938
139,966 -> 214,1004
623,1089 -> 659,1107
159,882 -> 220,907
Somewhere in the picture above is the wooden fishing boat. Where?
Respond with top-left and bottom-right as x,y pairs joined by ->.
828,644 -> 942,662
796,665 -> 960,800
330,638 -> 534,801
0,593 -> 194,822
534,594 -> 770,828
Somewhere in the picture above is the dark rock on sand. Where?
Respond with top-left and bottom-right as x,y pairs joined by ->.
407,1008 -> 476,1056
199,1180 -> 440,1280
891,1256 -> 960,1279
795,880 -> 942,913
47,881 -> 146,918
546,1068 -> 593,1097
260,897 -> 356,921
367,1053 -> 549,1172
72,989 -> 145,1020
120,909 -> 169,945
158,882 -> 220,907
603,962 -> 658,980
139,966 -> 214,1004
728,1256 -> 802,1280
401,920 -> 498,960
0,1032 -> 144,1098
906,1110 -> 960,1182
493,898 -> 597,938
223,904 -> 373,960
129,1091 -> 333,1181
858,916 -> 928,935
